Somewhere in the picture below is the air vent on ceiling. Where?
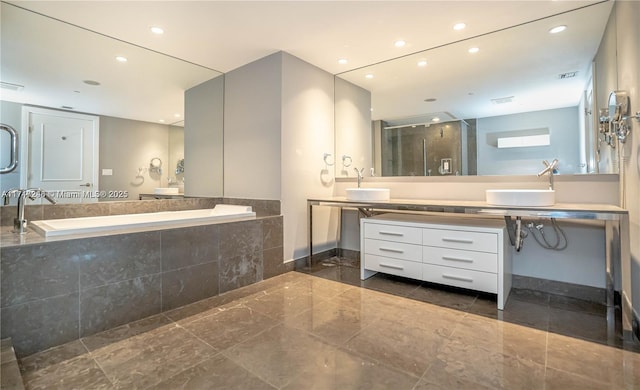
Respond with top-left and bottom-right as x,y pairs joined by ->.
0,81 -> 24,91
491,96 -> 514,105
559,71 -> 578,79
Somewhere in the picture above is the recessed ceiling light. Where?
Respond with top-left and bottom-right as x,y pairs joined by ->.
432,117 -> 441,122
549,25 -> 567,34
453,23 -> 466,31
365,74 -> 374,79
468,47 -> 480,54
83,80 -> 100,86
394,40 -> 406,48
151,26 -> 164,35
417,60 -> 428,67
338,58 -> 348,65
115,56 -> 128,62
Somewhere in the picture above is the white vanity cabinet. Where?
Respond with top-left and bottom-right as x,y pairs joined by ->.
361,213 -> 512,309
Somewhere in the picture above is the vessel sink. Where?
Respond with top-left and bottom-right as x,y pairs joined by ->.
154,187 -> 180,195
345,188 -> 391,201
485,189 -> 555,207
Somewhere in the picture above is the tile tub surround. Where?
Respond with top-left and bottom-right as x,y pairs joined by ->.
0,197 -> 281,227
16,272 -> 640,389
0,215 -> 287,358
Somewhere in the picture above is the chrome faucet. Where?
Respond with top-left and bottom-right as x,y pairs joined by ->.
354,167 -> 365,188
537,159 -> 559,190
2,188 -> 56,234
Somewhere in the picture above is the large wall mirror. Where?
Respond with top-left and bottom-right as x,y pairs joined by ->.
0,2 -> 223,202
335,1 -> 615,178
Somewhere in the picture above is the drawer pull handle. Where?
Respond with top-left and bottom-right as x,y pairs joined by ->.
379,247 -> 404,254
379,231 -> 404,237
379,263 -> 404,270
442,274 -> 473,283
442,256 -> 473,263
442,237 -> 474,244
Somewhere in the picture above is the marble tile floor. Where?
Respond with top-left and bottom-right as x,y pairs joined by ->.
16,269 -> 640,389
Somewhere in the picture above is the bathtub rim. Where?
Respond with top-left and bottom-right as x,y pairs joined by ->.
1,212 -> 281,248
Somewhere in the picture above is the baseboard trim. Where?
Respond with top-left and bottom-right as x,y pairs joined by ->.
512,275 -> 606,305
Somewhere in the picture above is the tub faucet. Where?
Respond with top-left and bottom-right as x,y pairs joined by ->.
354,167 -> 365,188
537,159 -> 558,190
4,188 -> 57,234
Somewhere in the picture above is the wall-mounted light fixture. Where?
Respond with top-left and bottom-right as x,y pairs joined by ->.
608,90 -> 635,144
598,107 -> 615,147
149,157 -> 162,174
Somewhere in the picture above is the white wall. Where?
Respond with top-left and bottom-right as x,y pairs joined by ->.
224,54 -> 282,200
168,125 -> 184,185
613,0 -> 640,324
335,77 -> 372,178
185,75 -> 224,197
99,116 -> 169,200
477,107 -> 581,175
220,52 -> 339,262
281,53 -> 338,262
594,7 -> 619,175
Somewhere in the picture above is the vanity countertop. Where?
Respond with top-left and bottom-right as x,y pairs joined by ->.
307,197 -> 627,219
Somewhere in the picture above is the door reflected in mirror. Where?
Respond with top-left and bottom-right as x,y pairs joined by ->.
0,3 -> 223,202
335,1 -> 615,178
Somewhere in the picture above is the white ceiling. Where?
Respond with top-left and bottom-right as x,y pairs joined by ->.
1,0 -> 613,124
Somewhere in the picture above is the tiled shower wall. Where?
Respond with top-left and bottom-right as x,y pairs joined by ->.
0,214 -> 286,358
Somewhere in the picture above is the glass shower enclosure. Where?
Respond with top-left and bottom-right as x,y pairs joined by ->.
379,119 -> 477,177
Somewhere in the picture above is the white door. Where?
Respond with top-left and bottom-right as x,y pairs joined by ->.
21,107 -> 99,204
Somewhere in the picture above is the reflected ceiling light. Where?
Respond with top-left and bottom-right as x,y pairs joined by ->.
417,60 -> 428,67
432,117 -> 441,122
338,58 -> 348,65
468,47 -> 480,54
453,23 -> 466,31
151,26 -> 164,34
365,74 -> 374,79
394,40 -> 406,47
174,113 -> 181,118
115,56 -> 128,62
549,25 -> 567,34
159,119 -> 165,123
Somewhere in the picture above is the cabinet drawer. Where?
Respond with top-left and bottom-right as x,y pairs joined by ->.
422,263 -> 497,294
364,223 -> 422,244
423,246 -> 498,273
423,229 -> 497,253
364,239 -> 422,262
364,254 -> 422,280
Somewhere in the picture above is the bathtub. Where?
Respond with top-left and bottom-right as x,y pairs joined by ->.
30,204 -> 256,237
